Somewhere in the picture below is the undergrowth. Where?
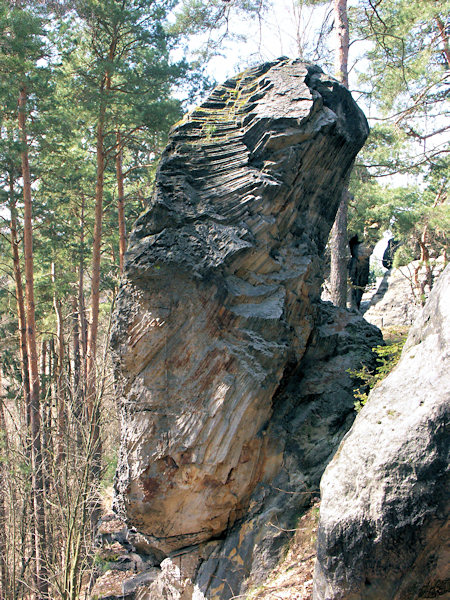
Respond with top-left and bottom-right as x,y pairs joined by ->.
350,327 -> 409,412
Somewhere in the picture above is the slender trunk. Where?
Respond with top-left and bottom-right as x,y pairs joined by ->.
48,339 -> 56,463
40,341 -> 51,501
413,262 -> 421,301
9,170 -> 31,430
334,0 -> 349,87
72,296 -> 81,402
87,45 -> 114,488
78,195 -> 88,408
72,295 -> 83,446
329,0 -> 350,308
52,263 -> 65,465
18,86 -> 48,599
116,131 -> 127,275
86,92 -> 109,478
418,224 -> 432,297
0,369 -> 9,598
86,114 -> 104,450
329,191 -> 349,308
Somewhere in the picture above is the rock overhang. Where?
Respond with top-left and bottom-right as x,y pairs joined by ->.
110,57 -> 370,556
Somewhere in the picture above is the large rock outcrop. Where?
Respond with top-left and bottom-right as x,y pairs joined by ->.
108,58 -> 377,599
314,264 -> 450,600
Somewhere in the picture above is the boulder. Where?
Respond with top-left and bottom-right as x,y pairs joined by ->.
104,303 -> 381,600
109,58 -> 375,599
314,264 -> 450,600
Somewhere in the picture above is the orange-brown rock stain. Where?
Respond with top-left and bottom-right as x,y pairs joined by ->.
141,476 -> 161,502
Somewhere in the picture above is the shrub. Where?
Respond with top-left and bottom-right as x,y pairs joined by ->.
350,328 -> 408,412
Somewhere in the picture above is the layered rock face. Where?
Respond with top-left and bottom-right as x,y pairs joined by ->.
109,58 -> 374,598
314,265 -> 450,600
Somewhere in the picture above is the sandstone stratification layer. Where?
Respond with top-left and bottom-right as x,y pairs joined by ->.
314,265 -> 450,600
111,58 -> 369,558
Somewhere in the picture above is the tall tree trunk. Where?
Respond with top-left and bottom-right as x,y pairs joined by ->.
40,341 -> 50,500
9,169 -> 31,429
71,295 -> 83,446
51,263 -> 65,465
86,96 -> 109,478
78,194 -> 88,407
18,86 -> 48,599
72,296 -> 81,404
0,368 -> 9,599
334,0 -> 349,88
116,130 -> 127,275
329,0 -> 350,308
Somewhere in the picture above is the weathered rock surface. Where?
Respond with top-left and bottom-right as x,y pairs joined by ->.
362,258 -> 445,329
192,305 -> 382,599
108,58 -> 376,599
314,264 -> 450,600
97,304 -> 381,599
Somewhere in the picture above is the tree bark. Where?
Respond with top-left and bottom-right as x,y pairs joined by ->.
40,340 -> 50,498
334,0 -> 349,88
18,86 -> 48,599
78,194 -> 88,407
436,16 -> 450,67
86,80 -> 110,478
71,295 -> 84,447
9,169 -> 31,429
329,191 -> 349,308
51,263 -> 66,465
0,368 -> 9,599
116,130 -> 127,275
86,33 -> 116,484
329,0 -> 350,308
72,296 -> 81,405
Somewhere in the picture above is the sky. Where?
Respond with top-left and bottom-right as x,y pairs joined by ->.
178,0 -> 376,120
187,0 -> 447,191
185,1 -> 337,83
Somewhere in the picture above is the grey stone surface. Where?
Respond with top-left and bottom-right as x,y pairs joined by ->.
193,303 -> 382,599
122,569 -> 160,595
314,265 -> 450,600
107,58 -> 375,599
362,258 -> 445,329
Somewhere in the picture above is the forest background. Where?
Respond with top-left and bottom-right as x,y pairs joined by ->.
0,0 -> 448,598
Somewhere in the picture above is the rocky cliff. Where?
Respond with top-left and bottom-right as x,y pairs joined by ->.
314,264 -> 450,600
105,58 -> 378,600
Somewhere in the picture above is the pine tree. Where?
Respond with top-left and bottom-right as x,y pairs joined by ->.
0,3 -> 50,595
329,0 -> 350,308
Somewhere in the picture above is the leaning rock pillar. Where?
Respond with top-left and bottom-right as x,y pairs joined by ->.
111,58 -> 369,558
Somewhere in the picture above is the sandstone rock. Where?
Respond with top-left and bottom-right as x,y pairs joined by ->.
111,57 -> 369,558
314,264 -> 450,600
362,257 -> 445,329
107,58 -> 378,600
193,304 -> 382,599
105,302 -> 381,600
90,570 -> 137,600
90,569 -> 160,600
